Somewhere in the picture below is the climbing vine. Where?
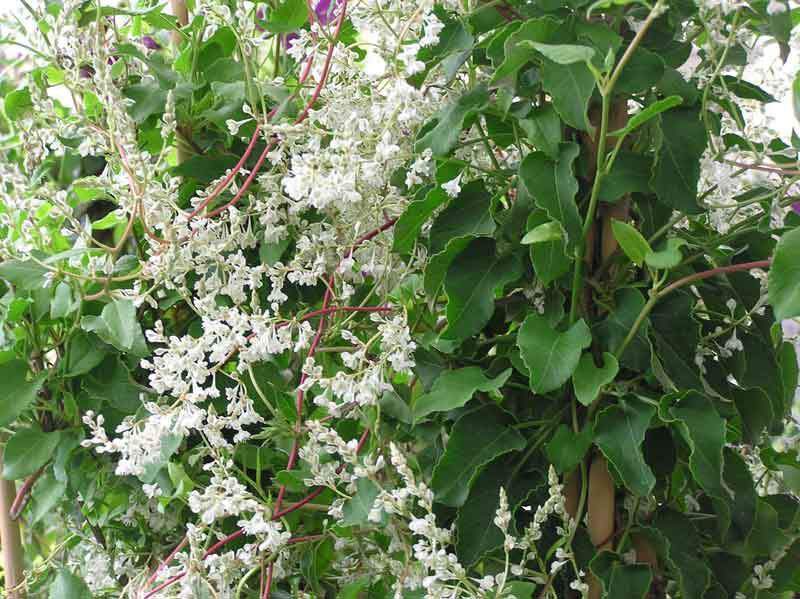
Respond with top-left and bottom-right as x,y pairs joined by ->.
0,0 -> 799,597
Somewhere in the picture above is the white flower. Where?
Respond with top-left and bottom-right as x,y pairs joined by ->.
767,0 -> 787,15
441,174 -> 462,198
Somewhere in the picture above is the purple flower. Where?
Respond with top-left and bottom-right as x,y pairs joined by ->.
79,65 -> 95,79
314,0 -> 337,25
792,202 -> 800,215
141,36 -> 161,51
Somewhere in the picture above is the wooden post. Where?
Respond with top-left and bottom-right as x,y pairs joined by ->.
0,444 -> 25,598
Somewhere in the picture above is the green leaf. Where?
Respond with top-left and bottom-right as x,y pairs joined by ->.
615,47 -> 664,94
64,331 -> 107,377
732,387 -> 773,445
591,554 -> 653,599
0,360 -> 46,427
0,260 -> 48,291
49,569 -> 91,599
424,236 -> 474,298
519,144 -> 582,247
431,405 -> 525,507
342,478 -> 382,526
768,226 -> 800,320
502,581 -> 536,598
50,282 -> 75,319
573,352 -> 618,406
651,107 -> 707,214
723,447 -> 757,541
491,18 -> 560,83
541,59 -> 595,132
597,288 -> 651,371
651,510 -> 710,599
518,104 -> 561,160
30,471 -> 66,524
517,314 -> 592,393
667,391 -> 728,501
612,96 -> 683,138
456,456 -> 534,566
594,396 -> 656,496
598,152 -> 653,203
521,221 -> 563,244
526,211 -> 571,286
721,75 -> 776,103
4,88 -> 33,121
644,237 -> 688,270
521,41 -> 596,64
263,0 -> 307,33
123,81 -> 168,123
545,423 -> 594,473
84,358 -> 145,412
393,187 -> 448,254
416,85 -> 489,157
413,367 -> 511,422
441,238 -> 523,343
80,299 -> 148,356
3,427 -> 61,480
428,180 -> 495,255
611,219 -> 652,266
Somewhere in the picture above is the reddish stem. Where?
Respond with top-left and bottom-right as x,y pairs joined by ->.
145,536 -> 188,588
9,466 -> 45,520
658,259 -> 772,297
188,125 -> 264,219
208,0 -> 350,220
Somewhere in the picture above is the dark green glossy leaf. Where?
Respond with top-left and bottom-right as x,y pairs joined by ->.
667,391 -> 727,501
518,104 -> 561,159
3,427 -> 61,480
519,144 -> 582,247
431,405 -> 525,507
651,107 -> 707,214
441,238 -> 523,343
541,59 -> 595,132
0,360 -> 46,427
416,86 -> 489,157
517,313 -> 591,393
594,396 -> 655,496
393,187 -> 448,255
545,423 -> 593,473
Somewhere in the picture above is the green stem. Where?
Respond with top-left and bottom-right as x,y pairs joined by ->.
568,0 -> 664,325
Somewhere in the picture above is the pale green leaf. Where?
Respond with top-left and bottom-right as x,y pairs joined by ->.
611,219 -> 652,266
769,226 -> 800,320
521,41 -> 596,65
521,221 -> 563,244
413,367 -> 511,422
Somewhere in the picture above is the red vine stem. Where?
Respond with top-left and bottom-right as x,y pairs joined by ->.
657,259 -> 772,298
9,466 -> 45,520
205,0 -> 350,220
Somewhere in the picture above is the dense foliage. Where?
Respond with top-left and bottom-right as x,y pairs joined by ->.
0,0 -> 799,597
